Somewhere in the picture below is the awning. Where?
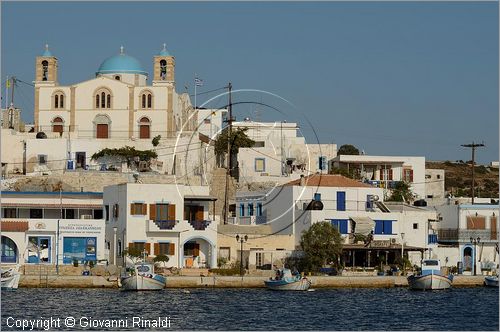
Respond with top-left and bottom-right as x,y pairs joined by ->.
184,195 -> 217,201
349,216 -> 374,235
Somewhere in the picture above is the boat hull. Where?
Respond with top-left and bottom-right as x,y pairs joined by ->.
484,276 -> 499,287
120,275 -> 165,291
1,273 -> 20,290
265,278 -> 311,291
407,273 -> 453,290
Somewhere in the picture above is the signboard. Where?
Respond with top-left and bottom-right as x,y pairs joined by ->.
63,237 -> 97,264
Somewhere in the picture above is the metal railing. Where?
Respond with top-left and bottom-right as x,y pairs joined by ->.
437,228 -> 497,242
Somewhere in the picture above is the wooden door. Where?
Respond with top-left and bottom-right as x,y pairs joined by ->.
491,217 -> 497,240
52,125 -> 63,134
139,125 -> 150,139
96,124 -> 108,138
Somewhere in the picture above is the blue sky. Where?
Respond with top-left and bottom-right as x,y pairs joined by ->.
1,1 -> 498,163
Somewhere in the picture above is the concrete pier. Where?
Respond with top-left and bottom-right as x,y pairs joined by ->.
18,275 -> 487,289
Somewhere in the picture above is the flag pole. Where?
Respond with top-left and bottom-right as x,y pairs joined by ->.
5,76 -> 8,109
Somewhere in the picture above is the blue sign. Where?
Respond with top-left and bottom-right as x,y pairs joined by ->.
63,237 -> 97,264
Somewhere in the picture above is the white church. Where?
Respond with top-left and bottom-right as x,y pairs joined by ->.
34,44 -> 195,139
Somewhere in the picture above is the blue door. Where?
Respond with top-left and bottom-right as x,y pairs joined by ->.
337,191 -> 346,211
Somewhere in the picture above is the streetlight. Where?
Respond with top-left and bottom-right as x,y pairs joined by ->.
236,234 -> 248,276
400,232 -> 405,275
470,237 -> 481,276
280,120 -> 287,176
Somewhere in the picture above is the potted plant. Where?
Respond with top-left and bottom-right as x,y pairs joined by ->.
73,259 -> 79,267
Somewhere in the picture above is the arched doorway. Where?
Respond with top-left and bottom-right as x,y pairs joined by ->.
181,237 -> 215,269
463,246 -> 473,272
1,236 -> 18,263
93,114 -> 111,139
139,117 -> 151,139
52,117 -> 64,135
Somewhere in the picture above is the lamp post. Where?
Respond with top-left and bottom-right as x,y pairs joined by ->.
400,232 -> 405,275
236,234 -> 248,276
113,226 -> 118,265
470,237 -> 481,276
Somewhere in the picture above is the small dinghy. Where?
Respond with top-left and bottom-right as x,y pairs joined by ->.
265,268 -> 311,291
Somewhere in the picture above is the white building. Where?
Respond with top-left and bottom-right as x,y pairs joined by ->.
330,155 -> 426,200
233,120 -> 336,184
1,191 -> 106,266
195,108 -> 227,139
227,174 -> 436,269
425,168 -> 446,200
434,203 -> 499,275
103,183 -> 218,269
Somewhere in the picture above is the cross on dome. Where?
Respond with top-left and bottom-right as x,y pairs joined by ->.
120,46 -> 124,54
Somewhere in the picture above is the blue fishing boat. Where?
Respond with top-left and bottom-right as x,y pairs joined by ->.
265,268 -> 311,291
484,275 -> 498,287
407,259 -> 453,290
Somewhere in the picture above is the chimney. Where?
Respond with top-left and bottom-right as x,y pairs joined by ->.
299,175 -> 305,186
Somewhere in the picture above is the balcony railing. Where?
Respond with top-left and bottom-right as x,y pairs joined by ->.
364,180 -> 401,189
153,220 -> 178,230
188,219 -> 211,231
437,228 -> 497,242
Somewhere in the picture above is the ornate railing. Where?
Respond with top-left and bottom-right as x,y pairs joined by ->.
188,219 -> 211,230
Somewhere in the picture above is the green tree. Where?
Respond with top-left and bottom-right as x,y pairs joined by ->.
122,247 -> 144,263
91,146 -> 157,167
214,127 -> 255,167
299,221 -> 343,272
152,135 -> 161,147
387,181 -> 415,202
338,144 -> 360,155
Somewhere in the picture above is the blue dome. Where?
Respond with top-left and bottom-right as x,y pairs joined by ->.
97,50 -> 148,76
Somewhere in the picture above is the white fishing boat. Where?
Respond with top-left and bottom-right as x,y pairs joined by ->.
265,268 -> 311,291
119,262 -> 166,291
484,275 -> 498,287
1,266 -> 21,290
407,259 -> 453,290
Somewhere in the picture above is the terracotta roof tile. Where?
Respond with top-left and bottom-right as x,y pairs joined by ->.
284,174 -> 372,188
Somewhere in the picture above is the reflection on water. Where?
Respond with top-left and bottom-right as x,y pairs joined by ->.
1,287 -> 498,330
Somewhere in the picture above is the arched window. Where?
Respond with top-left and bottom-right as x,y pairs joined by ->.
140,91 -> 153,109
52,117 -> 64,134
53,92 -> 66,109
160,60 -> 167,80
94,88 -> 112,109
42,60 -> 49,81
139,117 -> 151,139
1,236 -> 18,263
114,75 -> 121,81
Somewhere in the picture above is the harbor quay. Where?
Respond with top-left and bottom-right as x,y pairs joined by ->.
17,275 -> 487,289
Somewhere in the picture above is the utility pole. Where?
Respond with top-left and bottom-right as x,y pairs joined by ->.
223,83 -> 233,224
461,142 -> 485,204
10,76 -> 16,107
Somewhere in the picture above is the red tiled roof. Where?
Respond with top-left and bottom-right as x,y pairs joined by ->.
284,174 -> 372,188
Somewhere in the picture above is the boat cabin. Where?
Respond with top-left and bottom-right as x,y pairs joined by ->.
421,259 -> 441,275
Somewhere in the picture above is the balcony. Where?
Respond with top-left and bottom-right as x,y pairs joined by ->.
364,180 -> 400,189
437,228 -> 497,243
147,219 -> 179,232
188,220 -> 211,231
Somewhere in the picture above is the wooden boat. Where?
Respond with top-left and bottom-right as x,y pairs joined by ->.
1,266 -> 21,290
119,262 -> 166,291
265,268 -> 311,291
407,259 -> 453,290
484,275 -> 498,287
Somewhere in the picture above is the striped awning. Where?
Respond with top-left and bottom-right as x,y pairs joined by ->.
1,221 -> 29,232
349,216 -> 374,235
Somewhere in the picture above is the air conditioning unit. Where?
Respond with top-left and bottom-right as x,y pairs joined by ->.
391,238 -> 397,244
81,214 -> 93,219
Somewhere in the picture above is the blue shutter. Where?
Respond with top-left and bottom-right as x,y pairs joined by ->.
314,193 -> 321,201
340,220 -> 348,234
257,203 -> 263,217
336,191 -> 346,211
239,204 -> 245,217
384,220 -> 393,234
374,221 -> 383,234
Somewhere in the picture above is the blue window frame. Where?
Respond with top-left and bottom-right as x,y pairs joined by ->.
330,219 -> 348,234
239,203 -> 245,217
255,158 -> 265,172
319,156 -> 327,170
366,195 -> 374,209
428,234 -> 438,244
248,203 -> 254,216
374,220 -> 393,235
1,236 -> 17,263
337,191 -> 346,211
256,203 -> 263,217
314,193 -> 321,201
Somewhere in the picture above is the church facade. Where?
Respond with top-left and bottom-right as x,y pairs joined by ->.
34,44 -> 195,139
